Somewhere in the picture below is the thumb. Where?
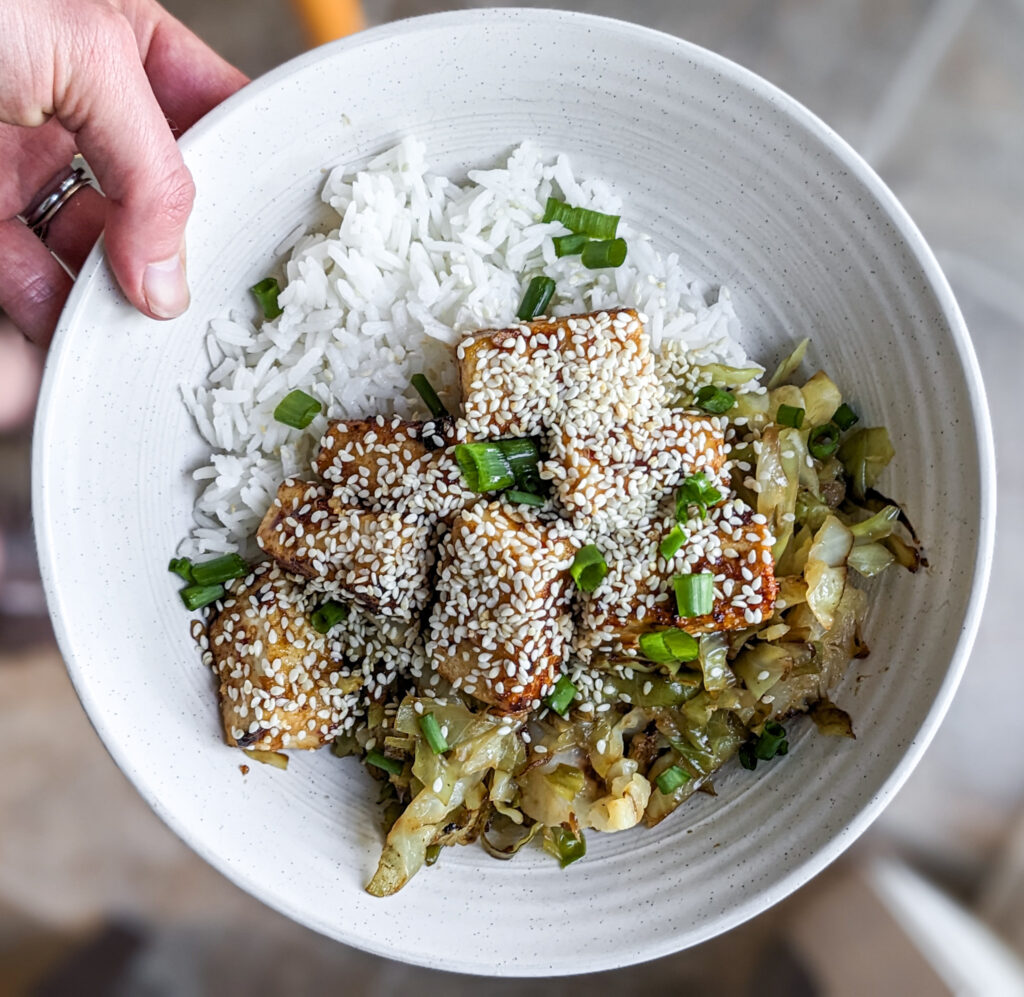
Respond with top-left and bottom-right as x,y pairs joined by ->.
58,7 -> 195,319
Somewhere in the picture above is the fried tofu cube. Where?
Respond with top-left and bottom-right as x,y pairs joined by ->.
547,409 -> 728,529
313,415 -> 475,518
257,479 -> 435,620
209,564 -> 363,751
575,500 -> 778,662
458,308 -> 655,439
426,502 -> 579,713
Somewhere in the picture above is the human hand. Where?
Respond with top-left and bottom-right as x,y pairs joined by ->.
0,0 -> 248,347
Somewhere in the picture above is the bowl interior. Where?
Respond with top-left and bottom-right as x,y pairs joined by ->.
34,9 -> 993,976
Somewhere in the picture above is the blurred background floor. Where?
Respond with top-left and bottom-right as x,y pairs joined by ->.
2,0 -> 1023,993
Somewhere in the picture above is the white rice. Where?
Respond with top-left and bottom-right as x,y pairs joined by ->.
180,138 -> 752,556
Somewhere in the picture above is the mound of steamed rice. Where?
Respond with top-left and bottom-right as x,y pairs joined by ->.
179,138 -> 752,556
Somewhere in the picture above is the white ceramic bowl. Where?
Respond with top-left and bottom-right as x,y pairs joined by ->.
34,9 -> 995,976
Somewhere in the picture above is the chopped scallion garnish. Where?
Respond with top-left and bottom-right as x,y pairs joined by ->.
674,573 -> 714,618
505,489 -> 545,507
250,277 -> 282,320
754,720 -> 789,760
739,742 -> 757,770
274,389 -> 321,430
659,525 -> 687,560
168,557 -> 195,583
517,275 -> 556,321
639,628 -> 699,663
190,553 -> 248,587
675,472 -> 722,521
580,238 -> 628,270
365,750 -> 403,776
180,583 -> 225,611
496,437 -> 543,491
454,442 -> 515,492
455,438 -> 542,493
694,384 -> 736,414
544,675 -> 578,716
310,600 -> 348,634
655,764 -> 691,795
552,233 -> 589,257
411,373 -> 448,419
741,721 -> 790,771
570,544 -> 608,593
542,197 -> 619,239
776,403 -> 805,429
418,713 -> 449,754
832,402 -> 859,431
808,422 -> 841,459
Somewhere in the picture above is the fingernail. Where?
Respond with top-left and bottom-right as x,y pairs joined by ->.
143,250 -> 189,319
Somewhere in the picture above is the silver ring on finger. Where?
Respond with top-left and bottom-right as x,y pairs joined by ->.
18,164 -> 93,242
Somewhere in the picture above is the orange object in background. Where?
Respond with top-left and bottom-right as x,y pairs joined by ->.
291,0 -> 366,45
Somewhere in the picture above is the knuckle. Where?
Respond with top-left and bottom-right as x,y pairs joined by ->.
151,165 -> 196,228
17,269 -> 63,312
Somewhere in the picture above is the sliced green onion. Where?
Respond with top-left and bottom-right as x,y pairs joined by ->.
250,277 -> 282,320
311,600 -> 349,634
454,442 -> 515,492
580,238 -> 628,270
544,675 -> 577,716
411,373 -> 448,418
808,422 -> 841,459
542,197 -> 619,239
776,403 -> 805,429
570,544 -> 608,593
424,843 -> 443,867
496,438 -> 543,491
552,233 -> 589,257
517,276 -> 556,321
832,402 -> 859,431
674,573 -> 714,618
655,764 -> 691,795
659,525 -> 687,560
273,389 -> 321,430
639,628 -> 699,663
365,750 -> 403,776
675,472 -> 722,521
738,742 -> 758,770
694,384 -> 736,414
754,720 -> 789,761
191,553 -> 249,587
168,557 -> 195,583
547,826 -> 587,868
505,489 -> 545,507
418,713 -> 449,755
180,583 -> 225,611
455,438 -> 542,493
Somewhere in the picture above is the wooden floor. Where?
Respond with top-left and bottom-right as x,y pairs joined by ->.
2,0 -> 1023,991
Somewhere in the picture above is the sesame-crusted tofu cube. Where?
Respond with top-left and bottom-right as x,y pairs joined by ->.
426,502 -> 579,713
548,409 -> 728,529
257,479 -> 435,620
313,415 -> 476,518
575,501 -> 778,662
458,308 -> 655,438
209,564 -> 363,751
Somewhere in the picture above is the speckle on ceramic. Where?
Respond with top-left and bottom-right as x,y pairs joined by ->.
32,8 -> 995,978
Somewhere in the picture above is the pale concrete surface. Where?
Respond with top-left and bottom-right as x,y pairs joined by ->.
3,0 -> 1023,992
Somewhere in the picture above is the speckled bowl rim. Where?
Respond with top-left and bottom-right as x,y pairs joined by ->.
34,7 -> 995,975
